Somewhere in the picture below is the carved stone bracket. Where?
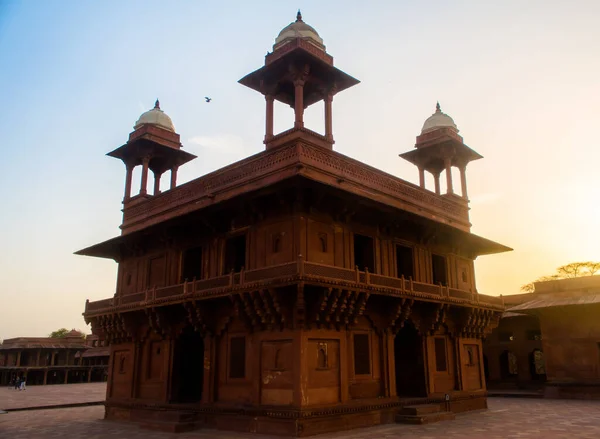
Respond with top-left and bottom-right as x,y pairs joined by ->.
145,307 -> 171,339
312,288 -> 370,330
388,298 -> 414,334
183,301 -> 212,336
459,308 -> 501,339
91,313 -> 132,345
232,289 -> 286,331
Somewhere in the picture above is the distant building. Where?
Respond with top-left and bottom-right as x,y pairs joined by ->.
0,330 -> 108,385
78,11 -> 510,436
483,275 -> 600,399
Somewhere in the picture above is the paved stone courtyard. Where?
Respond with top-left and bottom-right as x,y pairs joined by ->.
0,382 -> 106,410
1,397 -> 600,438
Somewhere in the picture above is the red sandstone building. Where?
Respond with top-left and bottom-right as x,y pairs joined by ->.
484,275 -> 600,399
0,331 -> 108,386
78,12 -> 511,435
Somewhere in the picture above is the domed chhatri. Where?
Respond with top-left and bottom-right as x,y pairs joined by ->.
421,102 -> 458,134
134,99 -> 176,133
274,10 -> 325,51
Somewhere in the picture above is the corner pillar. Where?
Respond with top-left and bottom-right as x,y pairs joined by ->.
140,156 -> 150,195
459,165 -> 468,200
124,164 -> 134,201
433,172 -> 441,195
324,92 -> 334,143
170,166 -> 179,190
153,171 -> 162,195
294,79 -> 305,128
265,95 -> 274,142
418,167 -> 425,189
445,158 -> 454,195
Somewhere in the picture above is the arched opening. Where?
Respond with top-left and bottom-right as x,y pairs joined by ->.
529,349 -> 546,381
394,320 -> 427,397
171,327 -> 204,403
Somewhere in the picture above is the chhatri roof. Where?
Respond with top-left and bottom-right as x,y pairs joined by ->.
421,102 -> 458,134
274,11 -> 324,51
134,99 -> 175,132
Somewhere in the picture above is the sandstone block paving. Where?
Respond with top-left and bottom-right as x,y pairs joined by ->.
0,382 -> 106,410
2,398 -> 600,438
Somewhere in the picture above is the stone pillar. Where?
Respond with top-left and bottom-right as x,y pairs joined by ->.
265,95 -> 274,142
124,164 -> 134,201
170,166 -> 178,190
418,167 -> 425,189
324,92 -> 334,142
64,370 -> 69,384
153,171 -> 161,195
140,156 -> 150,195
50,352 -> 56,366
445,158 -> 454,195
87,368 -> 92,383
433,172 -> 441,195
16,351 -> 21,367
459,165 -> 468,199
43,370 -> 48,385
293,79 -> 305,128
36,350 -> 41,367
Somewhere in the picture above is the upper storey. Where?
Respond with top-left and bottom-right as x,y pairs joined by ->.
78,12 -> 509,260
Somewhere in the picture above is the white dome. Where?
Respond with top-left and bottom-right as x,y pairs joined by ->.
421,103 -> 458,134
134,100 -> 175,132
274,11 -> 324,50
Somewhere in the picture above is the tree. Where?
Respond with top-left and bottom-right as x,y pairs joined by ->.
49,328 -> 85,338
521,261 -> 600,293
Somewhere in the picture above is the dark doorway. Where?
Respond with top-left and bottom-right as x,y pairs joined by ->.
483,355 -> 490,381
396,245 -> 414,279
431,254 -> 447,286
171,327 -> 204,403
354,234 -> 375,272
394,321 -> 427,397
182,246 -> 203,281
224,234 -> 247,273
499,350 -> 518,380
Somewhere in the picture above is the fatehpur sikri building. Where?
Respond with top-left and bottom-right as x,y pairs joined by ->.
77,12 -> 512,435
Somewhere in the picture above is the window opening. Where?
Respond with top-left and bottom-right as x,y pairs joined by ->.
353,333 -> 371,375
182,246 -> 203,281
434,337 -> 447,372
354,234 -> 375,272
225,235 -> 247,273
229,336 -> 246,378
396,245 -> 414,279
431,254 -> 447,286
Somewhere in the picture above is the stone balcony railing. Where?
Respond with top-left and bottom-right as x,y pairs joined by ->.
84,258 -> 504,316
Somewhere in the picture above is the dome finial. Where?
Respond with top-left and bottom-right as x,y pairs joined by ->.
296,10 -> 302,22
436,101 -> 441,113
154,99 -> 160,110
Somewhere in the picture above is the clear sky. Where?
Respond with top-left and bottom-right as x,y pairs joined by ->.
0,1 -> 598,339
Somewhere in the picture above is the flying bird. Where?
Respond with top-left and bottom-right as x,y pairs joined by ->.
205,97 -> 212,103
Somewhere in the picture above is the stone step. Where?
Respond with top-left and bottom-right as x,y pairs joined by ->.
400,403 -> 443,416
396,411 -> 455,425
139,419 -> 203,433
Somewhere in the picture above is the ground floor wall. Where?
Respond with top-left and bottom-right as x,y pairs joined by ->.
100,310 -> 489,435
